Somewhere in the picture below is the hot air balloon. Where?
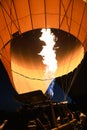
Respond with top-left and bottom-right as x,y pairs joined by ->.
0,0 -> 87,129
0,0 -> 87,110
0,0 -> 87,95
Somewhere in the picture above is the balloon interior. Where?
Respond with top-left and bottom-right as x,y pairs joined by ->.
11,29 -> 84,94
0,0 -> 87,129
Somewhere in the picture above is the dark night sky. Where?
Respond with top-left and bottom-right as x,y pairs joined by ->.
0,60 -> 21,112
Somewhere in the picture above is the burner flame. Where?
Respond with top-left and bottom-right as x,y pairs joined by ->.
39,29 -> 58,78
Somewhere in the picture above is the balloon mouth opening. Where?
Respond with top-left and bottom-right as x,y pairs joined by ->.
11,28 -> 84,94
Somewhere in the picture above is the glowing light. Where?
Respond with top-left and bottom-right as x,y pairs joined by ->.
38,28 -> 58,78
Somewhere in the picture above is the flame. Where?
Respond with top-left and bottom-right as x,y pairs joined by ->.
39,28 -> 58,78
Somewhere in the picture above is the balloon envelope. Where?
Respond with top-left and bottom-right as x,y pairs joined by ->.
0,0 -> 87,93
